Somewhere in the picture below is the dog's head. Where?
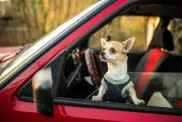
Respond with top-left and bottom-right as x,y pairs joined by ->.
100,37 -> 135,63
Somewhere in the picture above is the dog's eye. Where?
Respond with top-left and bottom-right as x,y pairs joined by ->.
110,48 -> 116,53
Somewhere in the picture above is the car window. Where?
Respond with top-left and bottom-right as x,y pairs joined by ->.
89,16 -> 160,51
168,18 -> 182,54
59,15 -> 182,109
18,15 -> 182,112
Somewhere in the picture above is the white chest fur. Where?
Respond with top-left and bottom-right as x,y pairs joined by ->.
106,60 -> 127,81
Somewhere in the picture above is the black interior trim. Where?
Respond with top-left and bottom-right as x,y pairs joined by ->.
123,0 -> 182,18
54,98 -> 182,116
18,96 -> 182,116
123,4 -> 182,18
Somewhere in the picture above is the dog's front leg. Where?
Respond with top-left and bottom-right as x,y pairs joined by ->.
128,87 -> 145,105
92,84 -> 106,101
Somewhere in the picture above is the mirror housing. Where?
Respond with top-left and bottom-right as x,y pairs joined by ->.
32,68 -> 54,116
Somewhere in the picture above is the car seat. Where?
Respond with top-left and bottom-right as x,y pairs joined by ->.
134,18 -> 182,108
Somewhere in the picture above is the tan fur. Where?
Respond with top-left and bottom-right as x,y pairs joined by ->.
107,41 -> 127,61
92,37 -> 145,105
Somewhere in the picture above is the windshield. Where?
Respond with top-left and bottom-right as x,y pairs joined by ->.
0,0 -> 104,82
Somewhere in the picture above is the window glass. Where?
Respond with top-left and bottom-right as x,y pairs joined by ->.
19,15 -> 182,110
169,18 -> 182,53
61,15 -> 182,109
89,16 -> 159,51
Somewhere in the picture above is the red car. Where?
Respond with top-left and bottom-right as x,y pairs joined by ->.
0,0 -> 182,121
0,46 -> 23,67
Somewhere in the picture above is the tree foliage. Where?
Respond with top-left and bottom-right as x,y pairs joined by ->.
1,0 -> 98,46
1,0 -> 182,52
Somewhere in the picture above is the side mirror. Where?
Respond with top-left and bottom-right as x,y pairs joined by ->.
32,68 -> 54,116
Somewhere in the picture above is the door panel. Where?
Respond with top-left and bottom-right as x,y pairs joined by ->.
55,105 -> 182,122
1,0 -> 182,122
1,93 -> 182,122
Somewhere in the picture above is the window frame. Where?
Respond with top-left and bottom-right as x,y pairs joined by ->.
17,0 -> 182,116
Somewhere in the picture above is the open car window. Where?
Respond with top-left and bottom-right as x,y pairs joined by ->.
89,16 -> 159,51
60,16 -> 182,109
18,15 -> 182,113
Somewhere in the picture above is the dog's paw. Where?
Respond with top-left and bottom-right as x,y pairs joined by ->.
92,96 -> 102,101
134,99 -> 145,105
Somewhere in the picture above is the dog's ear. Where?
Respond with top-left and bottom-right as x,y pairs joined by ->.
101,38 -> 107,47
121,37 -> 135,53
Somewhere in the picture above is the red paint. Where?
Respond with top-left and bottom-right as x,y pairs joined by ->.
136,48 -> 165,95
0,55 -> 15,66
0,0 -> 182,122
0,46 -> 22,67
176,98 -> 182,108
0,46 -> 21,57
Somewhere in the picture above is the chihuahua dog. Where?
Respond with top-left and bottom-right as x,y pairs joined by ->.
92,37 -> 145,105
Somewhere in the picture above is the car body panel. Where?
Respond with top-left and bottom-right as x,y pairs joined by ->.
0,0 -> 182,122
0,46 -> 22,67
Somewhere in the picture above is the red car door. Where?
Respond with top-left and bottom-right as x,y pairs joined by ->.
0,0 -> 182,122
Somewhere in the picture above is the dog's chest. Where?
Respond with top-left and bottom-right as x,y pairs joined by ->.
106,61 -> 127,80
103,75 -> 133,102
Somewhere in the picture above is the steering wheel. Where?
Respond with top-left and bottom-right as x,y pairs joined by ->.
85,49 -> 103,88
66,48 -> 103,89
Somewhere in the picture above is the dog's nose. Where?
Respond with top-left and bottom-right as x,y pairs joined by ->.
101,52 -> 105,57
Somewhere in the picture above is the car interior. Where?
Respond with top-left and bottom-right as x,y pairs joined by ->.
18,1 -> 182,110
